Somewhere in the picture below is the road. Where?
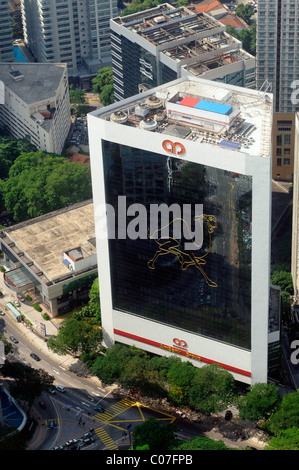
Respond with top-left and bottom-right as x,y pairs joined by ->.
1,306 -> 265,451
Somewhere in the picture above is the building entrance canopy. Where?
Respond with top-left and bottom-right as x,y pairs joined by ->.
4,266 -> 35,291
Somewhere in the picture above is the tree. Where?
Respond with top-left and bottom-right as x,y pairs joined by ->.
188,364 -> 236,414
265,427 -> 299,450
235,4 -> 254,25
237,383 -> 281,422
166,359 -> 196,406
47,316 -> 102,357
271,263 -> 293,319
92,67 -> 114,106
1,361 -> 54,409
92,344 -> 146,384
132,418 -> 176,450
0,136 -> 36,179
69,85 -> 86,114
119,355 -> 166,398
268,390 -> 299,435
88,277 -> 101,322
2,151 -> 92,221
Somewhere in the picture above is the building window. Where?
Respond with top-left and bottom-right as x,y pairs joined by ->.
277,158 -> 282,166
284,135 -> 291,145
276,135 -> 282,146
284,158 -> 290,165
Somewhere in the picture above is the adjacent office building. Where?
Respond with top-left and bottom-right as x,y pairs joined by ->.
88,76 -> 276,385
20,0 -> 118,88
110,4 -> 256,102
0,62 -> 71,154
0,200 -> 97,316
256,0 -> 299,181
0,0 -> 15,62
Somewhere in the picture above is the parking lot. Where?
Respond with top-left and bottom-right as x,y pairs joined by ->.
69,117 -> 89,147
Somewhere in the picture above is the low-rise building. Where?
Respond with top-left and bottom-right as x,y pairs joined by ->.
0,200 -> 97,317
0,62 -> 71,154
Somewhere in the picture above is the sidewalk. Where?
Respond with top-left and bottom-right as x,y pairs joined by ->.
0,271 -> 77,369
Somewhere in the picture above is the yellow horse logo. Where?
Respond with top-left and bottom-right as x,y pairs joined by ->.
147,214 -> 218,288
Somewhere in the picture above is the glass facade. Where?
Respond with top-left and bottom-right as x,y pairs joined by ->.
102,140 -> 252,349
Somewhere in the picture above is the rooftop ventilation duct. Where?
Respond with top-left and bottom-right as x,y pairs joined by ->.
110,111 -> 128,123
140,117 -> 157,131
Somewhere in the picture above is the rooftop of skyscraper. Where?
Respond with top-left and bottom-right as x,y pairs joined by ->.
92,76 -> 273,158
111,3 -> 254,66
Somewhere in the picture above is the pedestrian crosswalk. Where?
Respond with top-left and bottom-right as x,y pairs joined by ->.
95,427 -> 119,450
94,398 -> 135,422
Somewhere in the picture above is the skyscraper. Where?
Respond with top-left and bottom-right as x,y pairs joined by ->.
88,76 -> 275,385
110,4 -> 256,101
256,0 -> 299,181
0,0 -> 15,62
21,0 -> 117,86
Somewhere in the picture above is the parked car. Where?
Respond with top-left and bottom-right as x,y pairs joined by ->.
30,352 -> 40,361
56,385 -> 66,392
0,309 -> 5,316
17,294 -> 25,302
39,401 -> 46,409
175,410 -> 186,418
94,406 -> 104,412
9,336 -> 18,343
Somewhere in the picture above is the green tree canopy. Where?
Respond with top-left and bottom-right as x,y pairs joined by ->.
92,344 -> 146,384
118,354 -> 166,398
188,364 -> 236,414
268,390 -> 299,435
47,316 -> 102,356
237,383 -> 281,422
0,135 -> 37,179
2,151 -> 92,221
1,361 -> 54,408
235,4 -> 254,24
265,427 -> 299,450
92,67 -> 114,106
132,417 -> 176,450
167,359 -> 196,406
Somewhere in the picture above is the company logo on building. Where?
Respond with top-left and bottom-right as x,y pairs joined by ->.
162,139 -> 185,156
173,338 -> 188,350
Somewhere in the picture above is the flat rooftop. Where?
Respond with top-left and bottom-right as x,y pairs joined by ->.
112,4 -> 223,46
0,62 -> 66,106
93,77 -> 273,158
0,200 -> 96,285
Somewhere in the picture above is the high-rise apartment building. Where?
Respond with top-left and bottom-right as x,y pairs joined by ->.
21,0 -> 118,87
256,0 -> 299,181
110,4 -> 256,102
0,62 -> 71,154
0,0 -> 15,62
88,76 -> 277,385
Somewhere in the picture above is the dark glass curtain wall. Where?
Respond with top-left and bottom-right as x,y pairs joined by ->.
102,140 -> 252,349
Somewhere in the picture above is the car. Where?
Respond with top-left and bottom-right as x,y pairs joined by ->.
39,401 -> 46,409
82,438 -> 94,445
94,406 -> 104,412
56,385 -> 66,392
17,294 -> 25,302
9,336 -> 19,343
49,419 -> 55,429
175,410 -> 186,419
48,387 -> 56,394
0,310 -> 5,316
30,353 -> 41,361
14,300 -> 20,307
